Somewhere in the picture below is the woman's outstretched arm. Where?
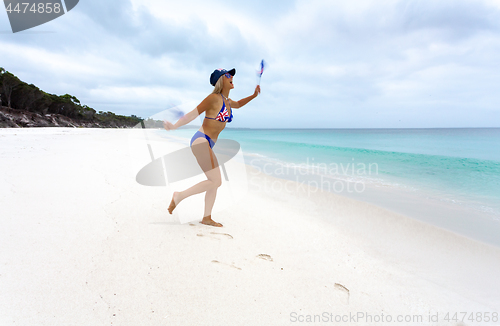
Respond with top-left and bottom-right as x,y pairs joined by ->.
230,85 -> 260,109
163,94 -> 217,130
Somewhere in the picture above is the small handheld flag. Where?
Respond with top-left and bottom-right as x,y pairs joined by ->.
256,59 -> 266,85
170,107 -> 184,119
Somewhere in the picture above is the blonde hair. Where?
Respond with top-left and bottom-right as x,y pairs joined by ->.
212,75 -> 224,94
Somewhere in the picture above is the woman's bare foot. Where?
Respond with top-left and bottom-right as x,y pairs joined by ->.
200,215 -> 223,227
168,192 -> 181,214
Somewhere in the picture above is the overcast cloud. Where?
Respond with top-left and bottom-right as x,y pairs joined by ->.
1,0 -> 499,128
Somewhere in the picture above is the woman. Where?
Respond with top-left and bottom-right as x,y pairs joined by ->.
163,68 -> 260,227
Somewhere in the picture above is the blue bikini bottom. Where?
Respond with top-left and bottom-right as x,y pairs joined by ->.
190,130 -> 215,149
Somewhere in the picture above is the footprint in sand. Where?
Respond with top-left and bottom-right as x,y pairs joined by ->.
334,283 -> 350,305
211,260 -> 241,270
256,254 -> 273,261
197,232 -> 233,240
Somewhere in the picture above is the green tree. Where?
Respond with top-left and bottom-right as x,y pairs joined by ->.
1,71 -> 21,108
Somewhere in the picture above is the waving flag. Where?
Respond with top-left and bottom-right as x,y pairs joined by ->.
257,59 -> 266,85
171,107 -> 184,119
259,60 -> 265,77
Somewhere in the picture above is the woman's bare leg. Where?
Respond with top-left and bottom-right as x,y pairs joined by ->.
168,138 -> 223,226
168,179 -> 218,213
200,187 -> 221,226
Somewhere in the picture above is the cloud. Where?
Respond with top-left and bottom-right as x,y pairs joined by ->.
1,0 -> 499,127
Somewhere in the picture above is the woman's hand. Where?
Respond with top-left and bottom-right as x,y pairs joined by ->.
253,85 -> 261,97
163,120 -> 176,131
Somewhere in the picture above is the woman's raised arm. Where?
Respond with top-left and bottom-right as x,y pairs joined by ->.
229,85 -> 260,109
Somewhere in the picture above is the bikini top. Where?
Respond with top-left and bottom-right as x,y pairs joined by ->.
204,94 -> 233,123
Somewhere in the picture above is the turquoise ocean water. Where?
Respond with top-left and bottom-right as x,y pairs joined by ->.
161,128 -> 500,245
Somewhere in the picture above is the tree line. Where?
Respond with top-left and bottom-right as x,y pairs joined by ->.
0,67 -> 145,127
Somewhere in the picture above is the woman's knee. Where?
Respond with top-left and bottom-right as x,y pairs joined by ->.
205,167 -> 222,188
211,178 -> 222,188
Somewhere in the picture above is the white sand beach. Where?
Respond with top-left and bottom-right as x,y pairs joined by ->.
1,128 -> 499,326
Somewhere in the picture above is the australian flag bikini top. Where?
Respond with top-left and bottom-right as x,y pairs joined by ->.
204,94 -> 233,123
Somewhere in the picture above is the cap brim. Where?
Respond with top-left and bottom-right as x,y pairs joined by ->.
227,68 -> 236,76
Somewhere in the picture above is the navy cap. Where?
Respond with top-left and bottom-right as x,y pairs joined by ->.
210,68 -> 236,86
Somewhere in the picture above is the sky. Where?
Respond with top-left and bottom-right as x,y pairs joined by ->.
1,0 -> 500,128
